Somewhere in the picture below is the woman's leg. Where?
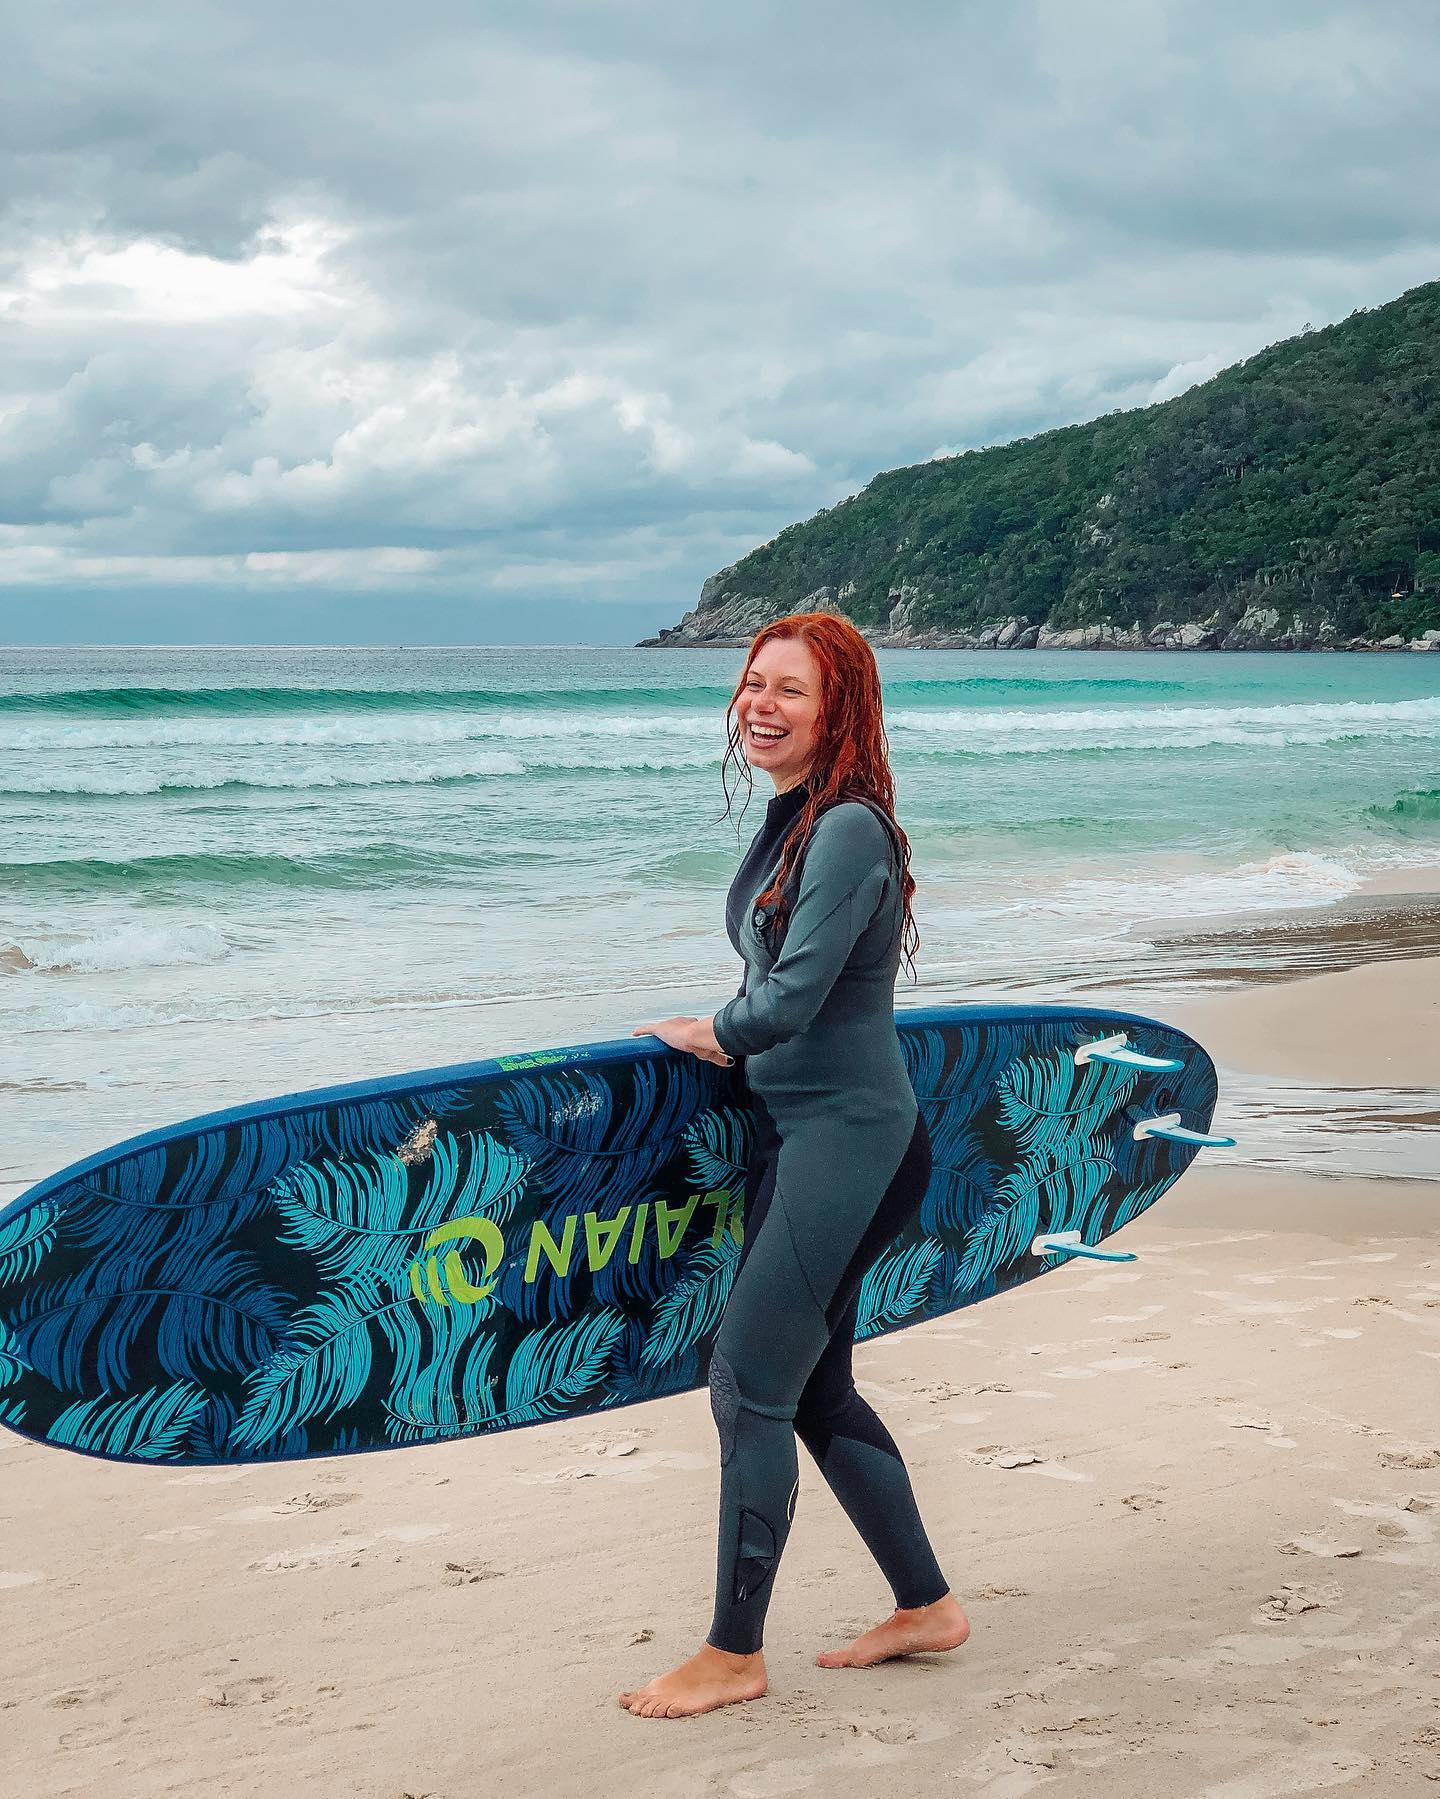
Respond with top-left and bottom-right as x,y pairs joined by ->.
619,1117 -> 798,1716
620,1109 -> 960,1716
704,1133 -> 833,1655
793,1113 -> 950,1612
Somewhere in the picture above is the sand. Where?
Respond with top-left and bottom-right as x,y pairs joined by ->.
5,951 -> 1440,1795
1168,953 -> 1440,1090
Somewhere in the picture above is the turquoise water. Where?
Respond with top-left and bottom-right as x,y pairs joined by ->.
2,643 -> 1439,1194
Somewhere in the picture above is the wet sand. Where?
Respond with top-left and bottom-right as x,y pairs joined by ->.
1120,890 -> 1440,992
1167,950 -> 1440,1091
4,894 -> 1440,1797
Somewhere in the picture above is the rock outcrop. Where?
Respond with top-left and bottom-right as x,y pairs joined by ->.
637,564 -> 776,645
640,586 -> 1432,653
1147,618 -> 1221,650
1035,621 -> 1146,650
1219,606 -> 1282,650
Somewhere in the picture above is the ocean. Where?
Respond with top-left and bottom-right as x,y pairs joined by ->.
3,642 -> 1439,1199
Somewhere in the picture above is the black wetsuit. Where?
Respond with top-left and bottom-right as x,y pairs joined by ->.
707,782 -> 948,1654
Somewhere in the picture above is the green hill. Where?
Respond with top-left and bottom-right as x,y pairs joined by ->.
645,279 -> 1440,650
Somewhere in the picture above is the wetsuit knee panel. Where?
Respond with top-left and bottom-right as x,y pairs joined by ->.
708,1349 -> 740,1465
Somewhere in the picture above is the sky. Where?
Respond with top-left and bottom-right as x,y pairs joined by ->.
2,0 -> 1439,645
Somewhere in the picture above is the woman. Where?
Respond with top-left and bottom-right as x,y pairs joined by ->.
621,612 -> 968,1720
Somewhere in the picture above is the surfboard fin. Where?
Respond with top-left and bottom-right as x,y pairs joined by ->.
1074,1031 -> 1184,1073
1132,1112 -> 1237,1148
1032,1230 -> 1137,1265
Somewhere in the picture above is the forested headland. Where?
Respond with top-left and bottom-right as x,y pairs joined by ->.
643,279 -> 1440,651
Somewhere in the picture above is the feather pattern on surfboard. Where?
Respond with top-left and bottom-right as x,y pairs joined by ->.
0,1005 -> 1222,1464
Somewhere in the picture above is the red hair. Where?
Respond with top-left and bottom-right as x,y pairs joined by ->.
721,611 -> 919,980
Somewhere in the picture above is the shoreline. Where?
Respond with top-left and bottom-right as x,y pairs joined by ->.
7,868 -> 1440,1212
638,635 -> 1440,653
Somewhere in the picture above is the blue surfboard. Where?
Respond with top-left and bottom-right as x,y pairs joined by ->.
0,1004 -> 1229,1466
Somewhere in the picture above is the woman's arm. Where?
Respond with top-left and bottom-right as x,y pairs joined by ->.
710,803 -> 892,1059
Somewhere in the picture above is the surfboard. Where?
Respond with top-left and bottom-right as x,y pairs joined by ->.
0,1004 -> 1229,1467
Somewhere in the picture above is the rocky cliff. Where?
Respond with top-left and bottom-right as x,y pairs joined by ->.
641,279 -> 1440,652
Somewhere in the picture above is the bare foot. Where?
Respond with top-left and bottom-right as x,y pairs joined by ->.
618,1644 -> 767,1719
815,1593 -> 970,1669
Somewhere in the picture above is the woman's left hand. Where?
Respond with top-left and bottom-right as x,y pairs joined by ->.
632,1015 -> 734,1067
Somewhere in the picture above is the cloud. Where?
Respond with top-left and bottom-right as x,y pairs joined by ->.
2,0 -> 1439,640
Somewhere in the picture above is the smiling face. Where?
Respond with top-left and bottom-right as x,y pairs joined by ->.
735,635 -> 822,792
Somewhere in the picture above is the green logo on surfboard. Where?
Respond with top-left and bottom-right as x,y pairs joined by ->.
406,1189 -> 743,1306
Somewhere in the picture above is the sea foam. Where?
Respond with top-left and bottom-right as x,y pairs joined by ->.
891,695 -> 1440,754
17,922 -> 232,974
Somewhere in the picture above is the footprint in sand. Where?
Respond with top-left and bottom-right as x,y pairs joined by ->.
246,1523 -> 443,1573
226,1492 -> 360,1522
443,1560 -> 502,1586
913,1379 -> 968,1401
1200,1289 -> 1338,1318
578,1427 -> 655,1454
1276,1536 -> 1362,1559
1257,1583 -> 1334,1622
968,1445 -> 1041,1469
1121,1493 -> 1165,1512
46,1683 -> 118,1710
520,1447 -> 708,1485
58,1719 -> 123,1751
724,1707 -> 953,1795
1378,1447 -> 1439,1470
967,1446 -> 1092,1482
198,1675 -> 281,1708
1332,1493 -> 1437,1546
1049,1354 -> 1155,1379
1203,1746 -> 1375,1797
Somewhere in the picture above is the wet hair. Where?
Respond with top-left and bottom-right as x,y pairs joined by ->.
721,610 -> 919,980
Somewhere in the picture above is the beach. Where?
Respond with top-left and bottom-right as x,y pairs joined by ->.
4,932 -> 1438,1796
3,646 -> 1439,1795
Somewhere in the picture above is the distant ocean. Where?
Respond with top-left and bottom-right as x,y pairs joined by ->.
3,643 -> 1439,1198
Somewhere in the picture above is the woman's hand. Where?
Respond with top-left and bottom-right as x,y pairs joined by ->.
632,1015 -> 735,1067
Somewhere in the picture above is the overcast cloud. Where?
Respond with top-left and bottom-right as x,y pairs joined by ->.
2,0 -> 1438,643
